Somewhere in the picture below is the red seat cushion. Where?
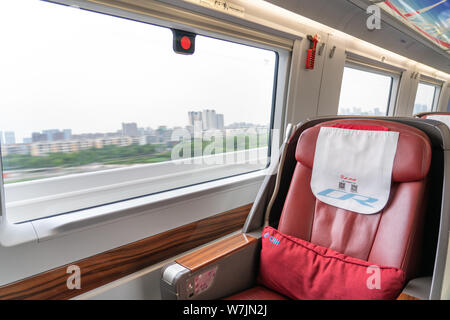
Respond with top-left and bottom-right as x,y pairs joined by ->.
224,285 -> 288,300
257,226 -> 405,300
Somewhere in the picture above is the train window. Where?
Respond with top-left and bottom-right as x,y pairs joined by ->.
338,66 -> 394,116
0,0 -> 277,223
413,82 -> 440,114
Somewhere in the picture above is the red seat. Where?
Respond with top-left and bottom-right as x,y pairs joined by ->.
227,119 -> 432,300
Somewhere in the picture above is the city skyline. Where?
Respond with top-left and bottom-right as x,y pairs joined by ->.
0,108 -> 268,157
338,106 -> 386,116
1,116 -> 264,146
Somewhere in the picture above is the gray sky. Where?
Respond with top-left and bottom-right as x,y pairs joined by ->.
0,0 -> 276,142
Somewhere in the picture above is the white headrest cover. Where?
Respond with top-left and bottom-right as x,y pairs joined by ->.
310,127 -> 399,214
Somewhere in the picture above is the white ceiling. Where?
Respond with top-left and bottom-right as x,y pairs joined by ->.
266,0 -> 450,73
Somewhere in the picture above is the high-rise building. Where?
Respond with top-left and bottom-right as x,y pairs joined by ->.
188,111 -> 202,126
216,114 -> 224,129
202,109 -> 217,130
189,109 -> 224,131
63,129 -> 72,140
122,122 -> 139,137
43,129 -> 59,142
4,131 -> 15,145
188,111 -> 203,132
52,132 -> 65,141
0,131 -> 3,145
32,132 -> 48,142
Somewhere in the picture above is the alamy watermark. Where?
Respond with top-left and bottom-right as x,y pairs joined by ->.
367,5 -> 381,30
66,265 -> 81,290
169,122 -> 280,166
366,265 -> 381,290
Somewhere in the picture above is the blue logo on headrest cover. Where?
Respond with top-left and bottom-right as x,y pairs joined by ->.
264,232 -> 280,246
318,188 -> 378,208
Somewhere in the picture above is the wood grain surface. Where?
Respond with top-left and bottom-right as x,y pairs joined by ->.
176,233 -> 257,271
397,293 -> 421,300
0,203 -> 252,300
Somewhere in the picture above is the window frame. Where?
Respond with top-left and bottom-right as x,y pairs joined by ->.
339,59 -> 402,117
0,0 -> 292,245
415,77 -> 443,113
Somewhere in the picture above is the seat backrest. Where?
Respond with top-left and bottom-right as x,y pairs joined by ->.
278,119 -> 432,280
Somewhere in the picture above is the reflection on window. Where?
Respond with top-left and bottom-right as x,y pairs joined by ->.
413,82 -> 437,114
0,0 -> 276,222
338,67 -> 393,116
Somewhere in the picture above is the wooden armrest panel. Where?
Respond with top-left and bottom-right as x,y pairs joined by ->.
176,233 -> 257,272
397,293 -> 420,300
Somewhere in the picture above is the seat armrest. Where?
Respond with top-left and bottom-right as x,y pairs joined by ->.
397,276 -> 432,300
176,233 -> 257,271
161,233 -> 260,300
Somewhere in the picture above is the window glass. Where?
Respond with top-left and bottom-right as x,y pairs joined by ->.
413,82 -> 437,114
0,0 -> 277,222
338,66 -> 393,116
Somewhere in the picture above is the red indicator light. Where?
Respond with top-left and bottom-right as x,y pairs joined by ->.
172,29 -> 196,55
180,36 -> 191,50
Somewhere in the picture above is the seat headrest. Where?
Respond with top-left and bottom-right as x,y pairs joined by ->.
296,119 -> 432,182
